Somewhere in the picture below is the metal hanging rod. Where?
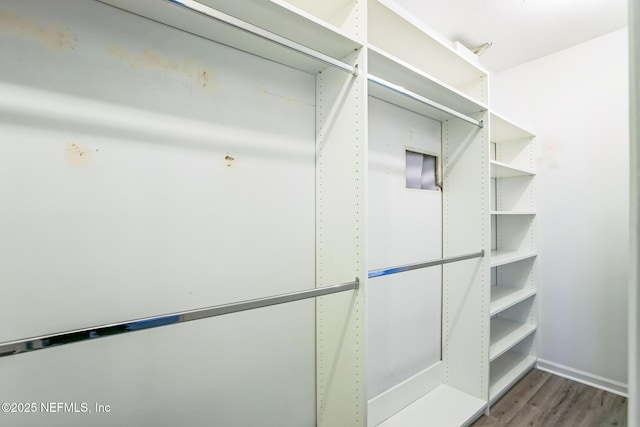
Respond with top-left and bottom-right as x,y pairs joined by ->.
368,250 -> 485,278
0,279 -> 358,358
166,0 -> 358,76
368,74 -> 484,128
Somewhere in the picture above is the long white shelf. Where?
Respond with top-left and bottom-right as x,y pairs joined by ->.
97,0 -> 362,74
490,250 -> 537,267
490,318 -> 537,361
489,351 -> 537,403
369,0 -> 488,95
368,45 -> 487,121
491,161 -> 535,178
490,211 -> 536,216
490,112 -> 535,143
376,384 -> 486,427
490,286 -> 537,316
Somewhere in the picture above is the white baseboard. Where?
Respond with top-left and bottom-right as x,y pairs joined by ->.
536,358 -> 628,397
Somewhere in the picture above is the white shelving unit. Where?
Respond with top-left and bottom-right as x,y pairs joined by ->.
1,1 -> 545,426
488,112 -> 538,408
365,1 -> 489,426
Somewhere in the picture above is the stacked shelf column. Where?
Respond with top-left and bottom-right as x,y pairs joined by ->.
488,112 -> 538,405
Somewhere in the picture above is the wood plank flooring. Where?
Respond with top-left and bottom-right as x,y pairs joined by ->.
471,369 -> 627,427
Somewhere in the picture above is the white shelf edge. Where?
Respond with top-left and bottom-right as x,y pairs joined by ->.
490,250 -> 537,267
490,211 -> 536,216
196,0 -> 364,50
490,111 -> 535,142
490,286 -> 537,316
374,0 -> 490,76
368,44 -> 488,113
489,318 -> 537,361
489,351 -> 537,404
268,0 -> 362,42
376,384 -> 486,427
96,0 -> 362,75
368,0 -> 489,94
490,160 -> 535,178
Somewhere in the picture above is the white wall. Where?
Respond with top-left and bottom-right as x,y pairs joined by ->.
492,29 -> 630,392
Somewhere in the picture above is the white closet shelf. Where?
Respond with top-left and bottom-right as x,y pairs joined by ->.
97,0 -> 362,74
490,250 -> 537,267
489,318 -> 537,362
368,46 -> 487,120
271,0 -> 359,32
490,112 -> 535,143
376,384 -> 486,427
368,0 -> 488,95
489,350 -> 537,403
490,286 -> 537,316
490,161 -> 535,178
490,211 -> 536,216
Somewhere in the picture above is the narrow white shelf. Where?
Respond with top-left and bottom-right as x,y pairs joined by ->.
490,250 -> 537,267
376,384 -> 486,427
489,351 -> 537,403
490,318 -> 537,361
490,286 -> 537,316
97,0 -> 362,74
490,211 -> 536,216
491,160 -> 535,178
490,112 -> 535,143
368,45 -> 487,121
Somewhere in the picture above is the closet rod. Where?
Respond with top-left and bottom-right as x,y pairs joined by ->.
368,74 -> 484,128
0,279 -> 358,358
166,0 -> 358,76
368,250 -> 485,278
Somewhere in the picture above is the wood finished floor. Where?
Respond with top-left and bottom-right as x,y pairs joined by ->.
471,369 -> 627,427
